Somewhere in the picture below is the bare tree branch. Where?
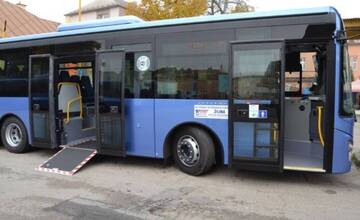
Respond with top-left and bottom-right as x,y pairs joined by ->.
207,0 -> 254,15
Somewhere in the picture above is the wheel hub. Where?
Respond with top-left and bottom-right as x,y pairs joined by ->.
5,123 -> 23,148
177,135 -> 200,167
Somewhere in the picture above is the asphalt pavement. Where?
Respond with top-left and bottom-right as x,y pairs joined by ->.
1,125 -> 360,220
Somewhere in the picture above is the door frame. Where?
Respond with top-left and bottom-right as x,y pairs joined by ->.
228,40 -> 286,172
95,49 -> 126,156
28,54 -> 58,148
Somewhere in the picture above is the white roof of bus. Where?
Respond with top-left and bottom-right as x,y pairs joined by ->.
0,6 -> 339,45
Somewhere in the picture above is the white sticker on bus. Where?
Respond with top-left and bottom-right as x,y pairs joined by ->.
249,104 -> 259,119
194,105 -> 228,119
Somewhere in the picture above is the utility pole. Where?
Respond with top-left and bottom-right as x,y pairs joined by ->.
1,20 -> 7,38
78,0 -> 82,22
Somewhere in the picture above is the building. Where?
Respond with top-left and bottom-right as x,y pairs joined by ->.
65,0 -> 128,23
349,40 -> 360,80
345,18 -> 360,79
0,0 -> 58,38
344,18 -> 360,109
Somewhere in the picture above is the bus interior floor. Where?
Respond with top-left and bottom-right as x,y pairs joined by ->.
67,141 -> 98,150
284,151 -> 324,171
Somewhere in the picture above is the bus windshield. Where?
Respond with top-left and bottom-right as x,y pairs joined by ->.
342,45 -> 354,116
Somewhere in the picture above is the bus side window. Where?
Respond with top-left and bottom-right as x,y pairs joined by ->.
0,59 -> 6,95
156,30 -> 231,100
0,59 -> 5,73
125,52 -> 154,99
301,52 -> 321,95
0,57 -> 28,97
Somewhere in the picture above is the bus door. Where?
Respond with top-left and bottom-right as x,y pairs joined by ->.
95,50 -> 125,156
229,41 -> 285,172
29,54 -> 59,148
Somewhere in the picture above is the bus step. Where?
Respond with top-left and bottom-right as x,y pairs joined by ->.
60,136 -> 96,148
36,147 -> 97,176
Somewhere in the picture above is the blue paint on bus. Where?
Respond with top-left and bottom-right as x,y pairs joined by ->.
0,97 -> 31,144
125,99 -> 155,157
154,99 -> 228,164
331,8 -> 354,173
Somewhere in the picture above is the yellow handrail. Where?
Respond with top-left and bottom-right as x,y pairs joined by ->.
65,96 -> 83,124
317,106 -> 325,147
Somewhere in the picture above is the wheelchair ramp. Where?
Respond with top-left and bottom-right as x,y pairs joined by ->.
36,147 -> 97,176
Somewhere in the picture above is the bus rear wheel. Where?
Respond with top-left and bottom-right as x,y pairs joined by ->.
172,126 -> 215,176
1,117 -> 30,154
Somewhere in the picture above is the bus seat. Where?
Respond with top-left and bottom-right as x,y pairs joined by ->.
59,71 -> 70,82
80,76 -> 94,101
70,75 -> 81,83
140,89 -> 152,98
58,82 -> 83,123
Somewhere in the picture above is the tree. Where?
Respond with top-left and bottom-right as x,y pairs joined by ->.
126,0 -> 208,21
208,0 -> 254,15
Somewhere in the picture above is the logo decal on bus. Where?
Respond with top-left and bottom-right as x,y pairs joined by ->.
136,55 -> 151,72
194,105 -> 228,119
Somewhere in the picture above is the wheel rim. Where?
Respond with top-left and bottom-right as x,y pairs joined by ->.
5,123 -> 23,148
176,135 -> 200,167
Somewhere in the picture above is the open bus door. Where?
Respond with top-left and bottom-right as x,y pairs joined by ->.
29,54 -> 59,148
95,50 -> 126,156
229,40 -> 285,172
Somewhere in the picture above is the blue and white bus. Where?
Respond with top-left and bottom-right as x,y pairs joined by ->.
0,7 -> 354,175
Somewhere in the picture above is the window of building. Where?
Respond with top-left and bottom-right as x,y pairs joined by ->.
156,30 -> 233,99
300,52 -> 318,94
350,56 -> 358,71
285,51 -> 320,96
341,46 -> 354,116
300,57 -> 306,71
97,11 -> 110,19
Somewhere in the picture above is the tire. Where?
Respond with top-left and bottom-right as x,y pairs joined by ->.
1,117 -> 30,154
172,126 -> 215,176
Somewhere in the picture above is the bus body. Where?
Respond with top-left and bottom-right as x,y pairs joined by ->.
0,7 -> 354,175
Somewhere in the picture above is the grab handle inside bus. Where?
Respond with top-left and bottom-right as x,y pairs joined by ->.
317,106 -> 325,147
65,96 -> 83,124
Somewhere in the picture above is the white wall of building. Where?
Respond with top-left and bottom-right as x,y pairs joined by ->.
65,6 -> 126,23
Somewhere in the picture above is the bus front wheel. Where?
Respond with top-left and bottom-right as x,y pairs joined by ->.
172,126 -> 215,176
1,117 -> 30,154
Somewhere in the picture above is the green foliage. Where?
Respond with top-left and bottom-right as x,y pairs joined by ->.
126,0 -> 208,21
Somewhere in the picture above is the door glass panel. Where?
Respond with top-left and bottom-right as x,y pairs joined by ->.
98,52 -> 123,150
233,122 -> 279,160
233,48 -> 281,103
31,57 -> 50,142
231,44 -> 282,161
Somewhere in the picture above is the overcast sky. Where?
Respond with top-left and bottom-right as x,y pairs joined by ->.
6,0 -> 360,23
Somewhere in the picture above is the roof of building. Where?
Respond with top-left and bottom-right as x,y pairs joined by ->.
65,0 -> 128,16
0,0 -> 58,37
344,18 -> 360,40
0,6 -> 340,45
